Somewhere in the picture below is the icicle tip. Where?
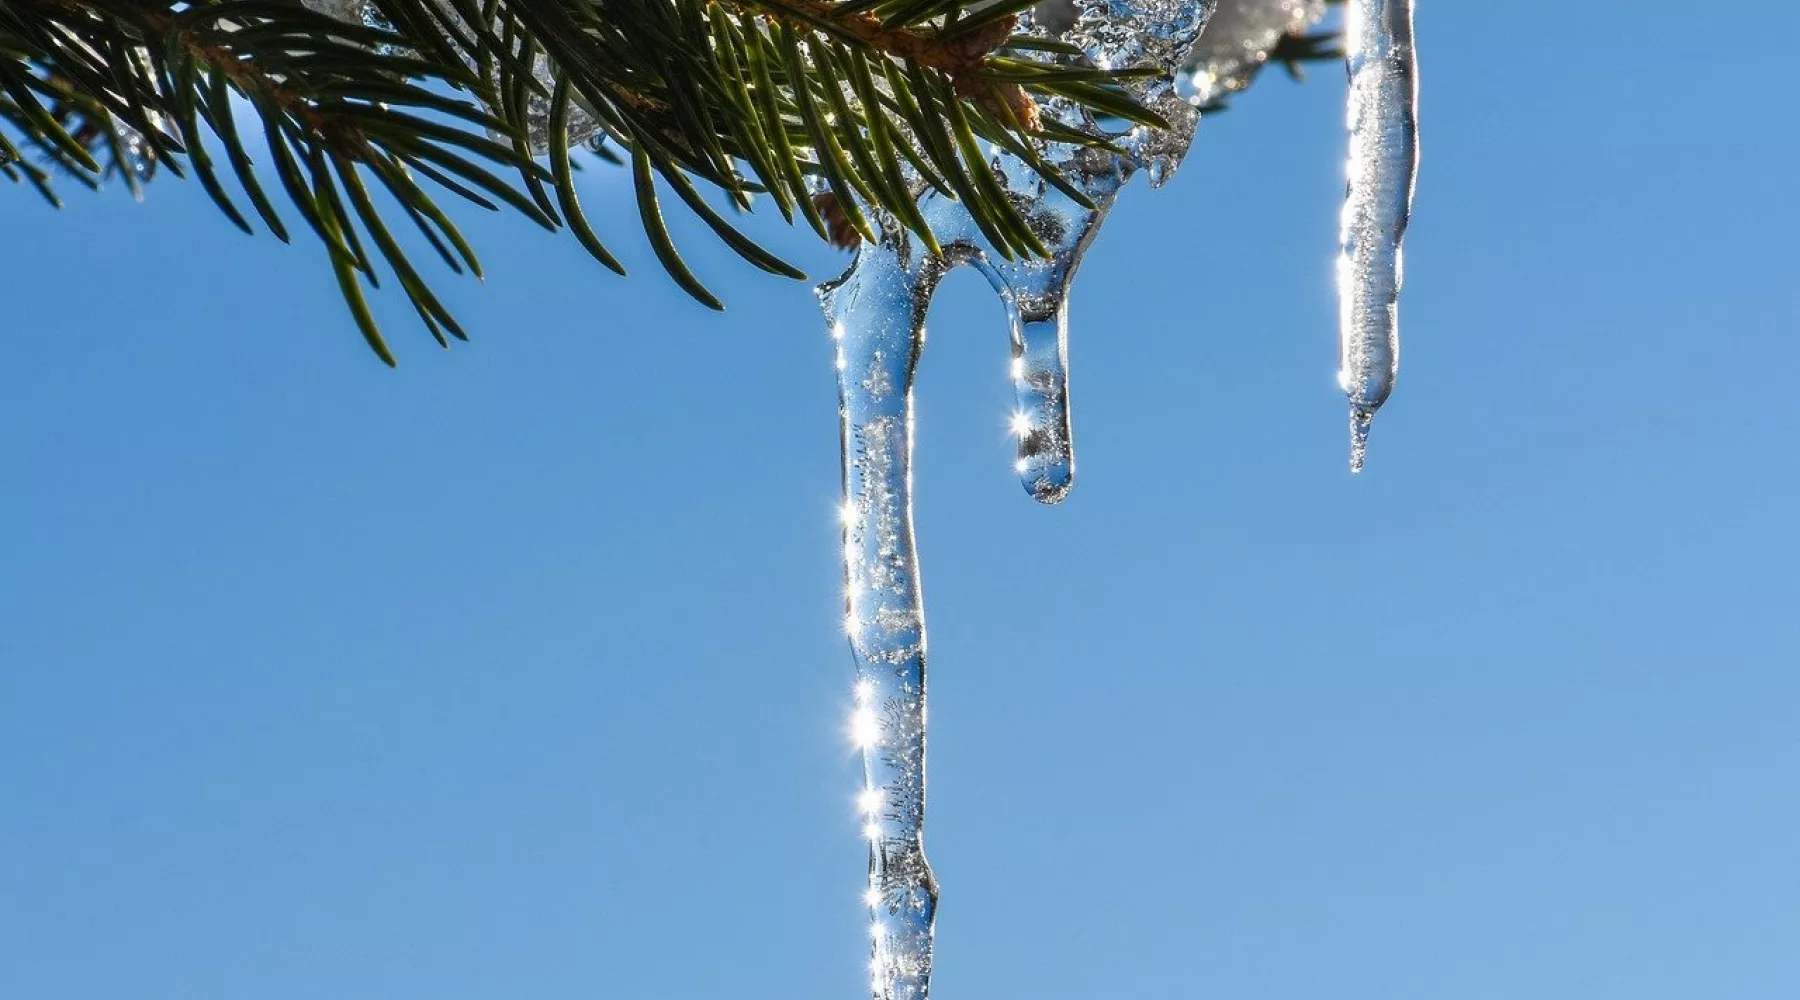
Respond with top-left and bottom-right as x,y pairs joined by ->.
1349,406 -> 1375,475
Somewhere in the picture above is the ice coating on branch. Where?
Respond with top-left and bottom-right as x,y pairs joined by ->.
298,0 -> 367,23
1068,0 -> 1212,74
1036,0 -> 1326,108
501,53 -> 605,153
1177,0 -> 1327,105
297,0 -> 601,151
821,5 -> 1218,999
1337,0 -> 1418,472
1054,0 -> 1207,188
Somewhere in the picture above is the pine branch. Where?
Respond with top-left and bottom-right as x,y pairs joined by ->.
1,0 -> 1326,363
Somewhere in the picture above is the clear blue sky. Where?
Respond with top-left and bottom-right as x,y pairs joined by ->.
5,7 -> 1798,999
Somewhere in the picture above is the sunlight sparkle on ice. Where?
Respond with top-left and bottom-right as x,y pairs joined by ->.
851,707 -> 880,748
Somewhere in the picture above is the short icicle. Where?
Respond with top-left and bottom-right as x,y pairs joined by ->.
979,236 -> 1087,506
1007,294 -> 1075,503
821,223 -> 944,1000
1337,0 -> 1419,472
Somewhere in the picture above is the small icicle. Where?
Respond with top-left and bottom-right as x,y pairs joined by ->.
984,249 -> 1084,505
1008,300 -> 1075,503
1337,0 -> 1419,471
821,227 -> 943,1000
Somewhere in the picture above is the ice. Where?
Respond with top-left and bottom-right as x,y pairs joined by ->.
1005,275 -> 1076,504
292,2 -> 1424,994
819,4 -> 1217,997
1037,0 -> 1328,107
1177,0 -> 1328,105
823,223 -> 938,999
1336,0 -> 1418,472
297,0 -> 367,24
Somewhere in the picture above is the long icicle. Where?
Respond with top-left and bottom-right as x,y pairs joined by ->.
813,2 -> 1269,995
823,227 -> 944,1000
1337,0 -> 1419,472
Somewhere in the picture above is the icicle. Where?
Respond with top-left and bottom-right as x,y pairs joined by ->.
1004,284 -> 1075,504
818,4 -> 1219,998
821,220 -> 943,1000
958,182 -> 1091,503
1337,0 -> 1418,472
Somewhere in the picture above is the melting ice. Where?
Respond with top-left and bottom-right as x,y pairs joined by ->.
298,1 -> 1425,994
823,0 -> 1423,991
820,1 -> 1228,996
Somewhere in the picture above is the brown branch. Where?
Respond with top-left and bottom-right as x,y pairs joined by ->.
747,0 -> 1008,73
739,0 -> 1039,130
